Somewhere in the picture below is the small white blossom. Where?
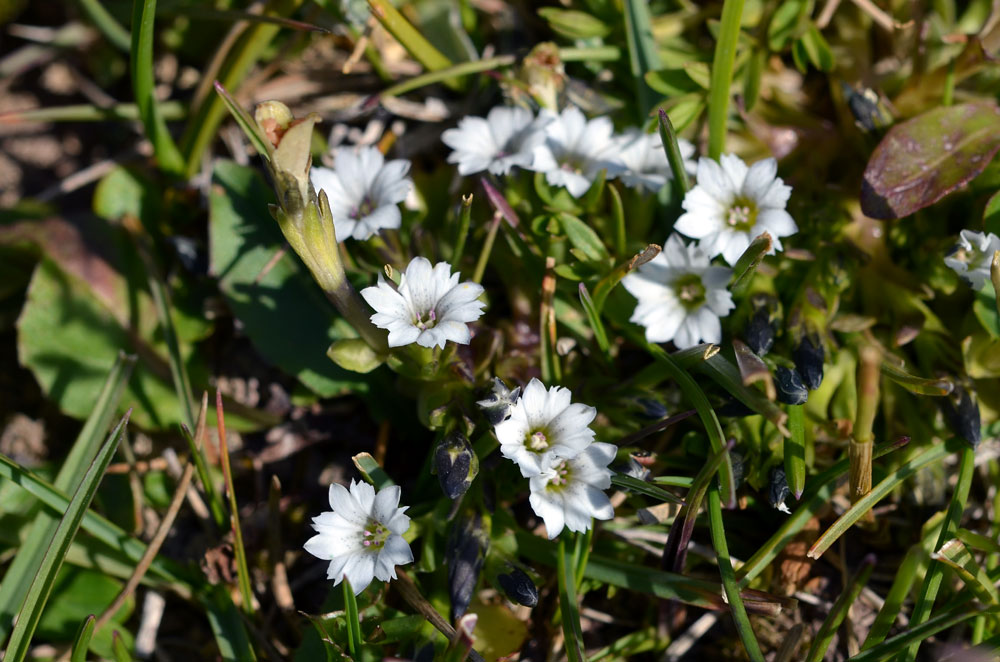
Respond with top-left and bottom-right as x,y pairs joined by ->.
361,256 -> 485,349
529,106 -> 624,197
622,234 -> 735,349
528,442 -> 616,539
441,106 -> 548,176
303,480 -> 413,595
616,129 -> 696,193
495,378 -> 597,477
674,154 -> 797,265
310,146 -> 412,242
945,229 -> 1000,289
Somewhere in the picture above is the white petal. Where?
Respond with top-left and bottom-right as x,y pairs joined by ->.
719,153 -> 749,188
349,479 -> 376,515
742,158 -> 778,200
342,553 -> 377,594
372,485 -> 401,524
529,491 -> 566,539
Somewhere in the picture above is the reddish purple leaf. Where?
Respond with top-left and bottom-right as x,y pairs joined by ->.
861,102 -> 1000,219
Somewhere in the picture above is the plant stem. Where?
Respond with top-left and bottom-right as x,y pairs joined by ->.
707,0 -> 745,160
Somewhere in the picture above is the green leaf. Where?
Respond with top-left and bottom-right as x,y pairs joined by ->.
610,473 -> 685,505
559,213 -> 610,264
37,568 -> 133,659
204,585 -> 257,662
209,160 -> 369,397
662,93 -> 707,132
645,69 -> 702,97
111,631 -> 132,662
729,232 -> 773,295
4,412 -> 129,662
578,283 -> 610,355
70,615 -> 96,662
803,556 -> 875,662
799,23 -> 834,72
861,103 -> 1000,219
708,0 -> 745,159
931,539 -> 999,605
623,0 -> 661,120
767,0 -> 804,51
367,0 -> 453,73
984,189 -> 1000,235
538,8 -> 610,39
327,338 -> 385,374
556,537 -> 585,662
352,452 -> 394,489
881,361 -> 954,396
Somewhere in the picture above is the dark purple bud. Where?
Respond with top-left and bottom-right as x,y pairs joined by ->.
446,513 -> 488,621
745,301 -> 776,356
497,567 -> 538,607
476,377 -> 521,425
793,336 -> 824,390
768,467 -> 792,514
433,432 -> 479,500
775,366 -> 808,405
942,385 -> 981,449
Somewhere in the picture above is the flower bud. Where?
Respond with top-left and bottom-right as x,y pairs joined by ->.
446,513 -> 488,621
476,377 -> 521,425
433,432 -> 479,500
745,295 -> 778,356
793,336 -> 824,391
518,42 -> 566,111
942,384 -> 981,449
775,367 -> 808,405
254,101 -> 318,219
497,566 -> 538,608
768,466 -> 791,514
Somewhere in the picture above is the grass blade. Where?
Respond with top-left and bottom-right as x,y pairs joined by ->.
729,232 -> 772,296
70,615 -> 96,662
808,438 -> 963,560
0,353 -> 135,644
205,585 -> 257,662
343,578 -> 362,658
216,391 -> 255,616
367,0 -> 452,73
579,282 -> 611,356
707,487 -> 765,662
78,0 -> 131,50
804,554 -> 875,662
381,55 -> 517,98
852,602 -> 986,662
707,0 -> 745,159
658,108 -> 691,198
452,193 -> 474,264
897,445 -> 977,661
213,81 -> 271,161
0,101 -> 186,124
784,403 -> 806,499
861,544 -> 923,649
698,353 -> 789,434
111,630 -> 131,662
353,452 -> 395,489
622,0 -> 661,120
557,536 -> 586,662
932,538 -> 999,605
182,392 -> 227,530
130,0 -> 185,175
4,412 -> 130,662
610,473 -> 685,506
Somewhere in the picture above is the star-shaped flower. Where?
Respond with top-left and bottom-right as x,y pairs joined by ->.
528,106 -> 624,197
528,442 -> 616,539
441,105 -> 548,176
944,229 -> 1000,289
616,129 -> 696,193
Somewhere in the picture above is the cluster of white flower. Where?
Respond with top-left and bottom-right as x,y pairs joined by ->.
493,378 -> 615,538
443,105 -> 696,197
945,229 -> 1000,290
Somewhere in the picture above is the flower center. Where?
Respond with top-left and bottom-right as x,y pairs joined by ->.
725,197 -> 758,232
547,460 -> 571,489
560,153 -> 586,175
674,273 -> 706,310
350,195 -> 376,220
414,308 -> 437,330
362,519 -> 391,549
527,429 -> 550,452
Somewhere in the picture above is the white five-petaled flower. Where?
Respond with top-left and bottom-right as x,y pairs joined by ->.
303,480 -> 413,595
528,442 -> 616,539
674,154 -> 797,265
361,256 -> 485,349
310,146 -> 412,242
441,106 -> 548,176
529,106 -> 624,197
944,229 -> 1000,290
622,234 -> 735,350
494,378 -> 597,477
616,129 -> 696,194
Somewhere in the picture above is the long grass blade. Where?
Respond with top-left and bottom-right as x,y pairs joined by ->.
658,108 -> 691,198
707,0 -> 745,159
343,578 -> 362,658
557,536 -> 586,662
804,554 -> 875,662
216,392 -> 256,616
0,353 -> 135,645
182,392 -> 227,529
130,0 -> 185,175
4,412 -> 131,662
70,615 -> 96,662
707,487 -> 765,662
861,544 -> 923,649
205,585 -> 258,662
78,0 -> 131,50
0,101 -> 185,124
853,602 -> 986,662
367,0 -> 452,73
622,0 -> 661,120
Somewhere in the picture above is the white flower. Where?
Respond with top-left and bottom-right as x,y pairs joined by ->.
622,234 -> 735,349
528,106 -> 624,197
303,480 -> 413,595
944,229 -> 1000,289
616,129 -> 696,193
674,154 -> 797,265
441,106 -> 548,176
494,378 -> 597,477
361,256 -> 485,349
310,146 -> 412,242
528,442 -> 616,539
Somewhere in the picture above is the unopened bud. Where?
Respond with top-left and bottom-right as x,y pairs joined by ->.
942,384 -> 981,449
768,467 -> 791,514
253,100 -> 294,148
519,42 -> 565,110
793,336 -> 824,391
447,513 -> 488,621
775,367 -> 808,405
433,432 -> 479,500
476,377 -> 521,425
745,295 -> 778,356
497,566 -> 538,607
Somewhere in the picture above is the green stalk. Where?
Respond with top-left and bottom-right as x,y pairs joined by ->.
862,544 -> 923,649
557,536 -> 586,662
77,0 -> 131,50
707,0 -> 745,160
452,193 -> 474,265
658,108 -> 691,198
784,404 -> 806,499
216,392 -> 256,616
0,102 -> 186,124
130,0 -> 185,175
850,346 -> 880,504
895,445 -> 976,661
472,214 -> 500,284
382,55 -> 516,97
804,555 -> 875,662
707,487 -> 765,662
367,0 -> 452,73
69,615 -> 96,662
857,602 -> 985,662
343,578 -> 361,658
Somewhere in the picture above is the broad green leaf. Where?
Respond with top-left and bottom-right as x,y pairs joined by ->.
327,338 -> 384,374
4,413 -> 129,662
558,213 -> 610,264
208,160 -> 369,397
353,452 -> 394,489
861,103 -> 1000,219
538,8 -> 610,39
645,69 -> 702,97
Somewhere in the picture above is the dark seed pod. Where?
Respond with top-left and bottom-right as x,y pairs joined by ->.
730,450 -> 746,489
476,377 -> 521,425
433,432 -> 479,500
775,366 -> 808,405
497,567 -> 538,608
446,513 -> 488,621
793,336 -> 825,390
768,467 -> 791,514
942,384 -> 981,449
745,300 -> 776,356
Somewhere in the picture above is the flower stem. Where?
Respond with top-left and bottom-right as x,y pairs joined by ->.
557,536 -> 586,662
850,345 -> 880,505
658,108 -> 691,198
342,578 -> 361,658
453,193 -> 474,265
707,0 -> 745,160
472,213 -> 501,285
